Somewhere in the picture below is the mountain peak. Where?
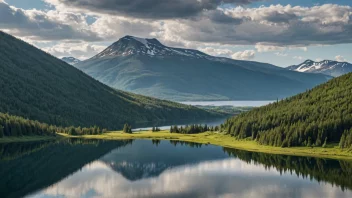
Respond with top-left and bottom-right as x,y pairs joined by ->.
304,59 -> 314,63
92,35 -> 208,59
287,59 -> 352,77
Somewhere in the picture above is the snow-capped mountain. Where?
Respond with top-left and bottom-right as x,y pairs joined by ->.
92,35 -> 210,59
61,57 -> 81,65
287,60 -> 352,77
76,35 -> 330,101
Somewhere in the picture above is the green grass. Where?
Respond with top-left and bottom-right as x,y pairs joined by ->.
2,131 -> 351,161
61,130 -> 352,161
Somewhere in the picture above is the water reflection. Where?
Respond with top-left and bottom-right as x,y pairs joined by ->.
1,139 -> 352,198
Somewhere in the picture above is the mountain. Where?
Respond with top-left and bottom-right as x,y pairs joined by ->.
222,72 -> 352,148
0,31 -> 219,130
100,140 -> 228,181
75,36 -> 331,101
61,57 -> 81,65
287,59 -> 352,77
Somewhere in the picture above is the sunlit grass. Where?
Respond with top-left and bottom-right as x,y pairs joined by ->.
61,130 -> 352,161
1,131 -> 351,161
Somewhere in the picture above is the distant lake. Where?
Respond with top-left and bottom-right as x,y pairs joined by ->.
181,100 -> 274,107
133,118 -> 226,131
1,139 -> 351,198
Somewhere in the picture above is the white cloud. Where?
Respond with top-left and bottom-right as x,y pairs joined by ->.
198,47 -> 234,57
293,56 -> 304,60
43,42 -> 106,60
274,52 -> 288,57
255,44 -> 286,52
231,50 -> 255,60
1,1 -> 352,64
0,1 -> 100,41
335,55 -> 347,62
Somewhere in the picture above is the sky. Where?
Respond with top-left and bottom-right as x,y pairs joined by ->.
1,0 -> 352,67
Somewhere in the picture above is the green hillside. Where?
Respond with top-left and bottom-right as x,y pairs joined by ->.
0,31 -> 219,130
222,73 -> 352,148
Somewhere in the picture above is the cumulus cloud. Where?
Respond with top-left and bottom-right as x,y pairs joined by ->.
0,1 -> 100,41
198,47 -> 234,57
42,42 -> 106,60
199,47 -> 256,60
45,0 -> 262,19
231,50 -> 255,60
158,4 -> 352,47
2,1 -> 352,61
335,55 -> 347,62
90,15 -> 160,40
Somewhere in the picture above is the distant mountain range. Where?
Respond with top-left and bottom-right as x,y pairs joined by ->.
287,59 -> 352,77
0,31 -> 218,129
75,36 -> 330,101
61,57 -> 81,65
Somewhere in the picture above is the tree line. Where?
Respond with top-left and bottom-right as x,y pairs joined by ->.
0,112 -> 107,138
170,124 -> 219,134
340,128 -> 352,149
221,73 -> 352,148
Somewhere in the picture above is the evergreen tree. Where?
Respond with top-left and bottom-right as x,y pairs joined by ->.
123,123 -> 132,133
0,125 -> 3,138
221,72 -> 352,148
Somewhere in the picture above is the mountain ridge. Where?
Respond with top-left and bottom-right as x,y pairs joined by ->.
76,36 -> 331,101
91,35 -> 210,59
287,59 -> 352,77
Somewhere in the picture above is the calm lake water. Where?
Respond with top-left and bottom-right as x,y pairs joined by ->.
181,100 -> 274,107
1,139 -> 351,198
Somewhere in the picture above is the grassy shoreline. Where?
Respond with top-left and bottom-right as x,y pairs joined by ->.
1,131 -> 352,161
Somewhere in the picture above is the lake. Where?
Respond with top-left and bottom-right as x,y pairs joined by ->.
181,100 -> 274,107
132,117 -> 227,131
1,139 -> 351,198
133,101 -> 273,131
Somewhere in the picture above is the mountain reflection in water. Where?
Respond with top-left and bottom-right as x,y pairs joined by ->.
0,139 -> 351,198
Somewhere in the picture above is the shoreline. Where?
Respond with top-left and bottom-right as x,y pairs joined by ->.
1,131 -> 352,161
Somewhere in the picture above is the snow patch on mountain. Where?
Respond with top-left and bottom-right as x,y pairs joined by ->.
131,36 -> 148,46
287,60 -> 352,77
92,35 -> 211,60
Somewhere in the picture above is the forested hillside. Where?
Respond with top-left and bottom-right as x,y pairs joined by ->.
0,31 -> 218,130
0,112 -> 106,137
222,73 -> 352,148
